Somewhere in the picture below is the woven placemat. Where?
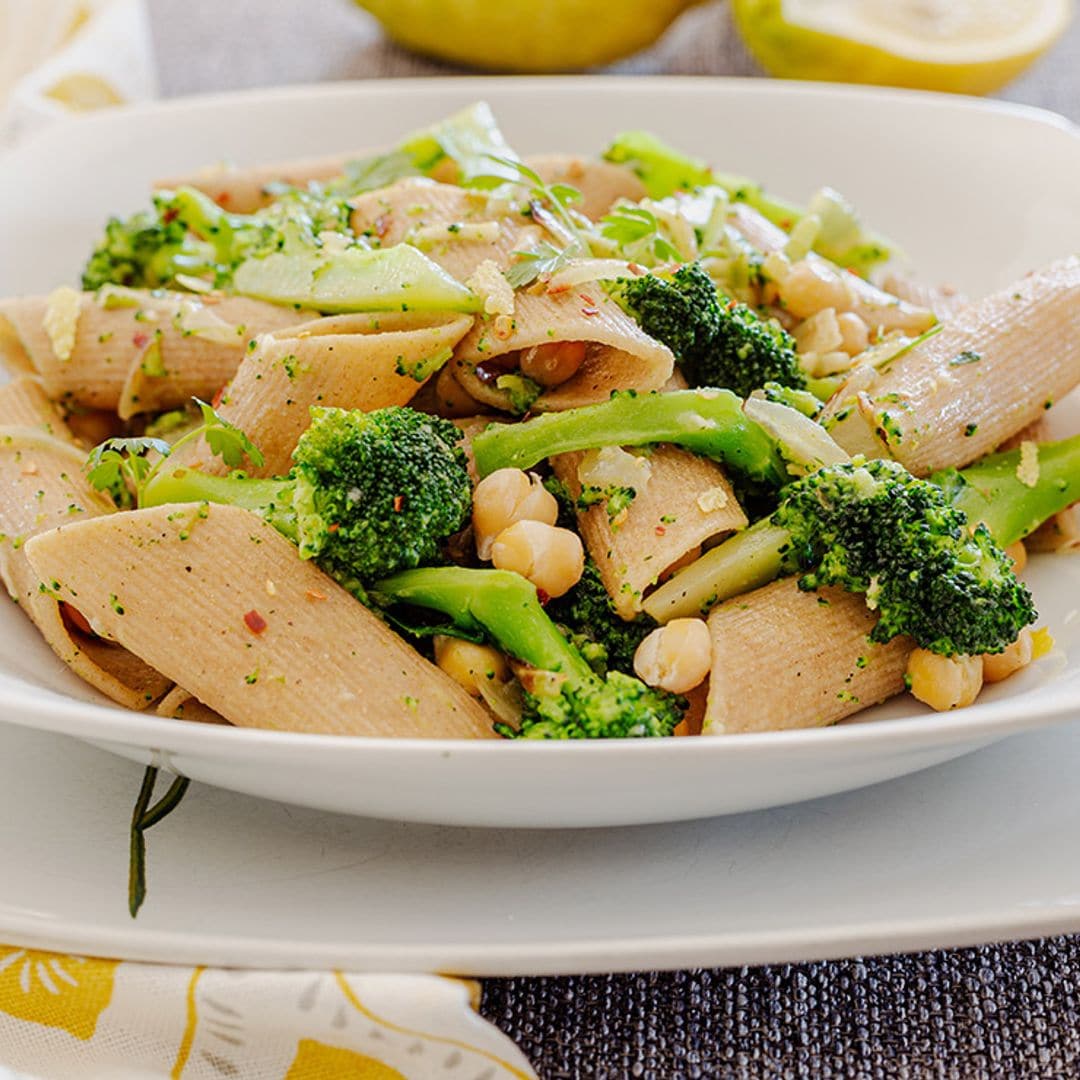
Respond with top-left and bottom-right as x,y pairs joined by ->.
146,2 -> 1080,1074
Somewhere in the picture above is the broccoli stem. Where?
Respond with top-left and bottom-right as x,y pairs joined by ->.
141,469 -> 298,543
374,567 -> 594,681
935,435 -> 1080,547
471,389 -> 786,487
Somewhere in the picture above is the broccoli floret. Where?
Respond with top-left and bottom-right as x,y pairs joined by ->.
141,406 -> 472,586
647,435 -> 1080,626
578,484 -> 637,522
621,264 -> 806,398
472,388 -> 786,488
373,567 -> 682,739
81,208 -> 211,291
772,459 -> 1034,656
546,561 -> 656,676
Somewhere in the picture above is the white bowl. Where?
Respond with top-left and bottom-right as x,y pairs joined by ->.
1,77 -> 1078,827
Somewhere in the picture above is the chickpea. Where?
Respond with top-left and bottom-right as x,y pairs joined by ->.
983,627 -> 1035,684
491,520 -> 584,598
779,260 -> 854,320
472,468 -> 558,560
433,636 -> 508,697
906,649 -> 983,711
1004,539 -> 1027,574
836,311 -> 870,356
519,340 -> 587,388
633,618 -> 712,695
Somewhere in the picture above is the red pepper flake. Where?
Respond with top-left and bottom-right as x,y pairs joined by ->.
581,306 -> 599,318
305,589 -> 328,603
779,219 -> 793,231
217,191 -> 231,207
536,588 -> 551,606
726,300 -> 739,312
133,332 -> 150,349
628,263 -> 647,276
327,523 -> 340,533
162,207 -> 180,225
211,384 -> 227,409
654,525 -> 667,536
243,609 -> 268,635
578,293 -> 596,305
393,495 -> 404,512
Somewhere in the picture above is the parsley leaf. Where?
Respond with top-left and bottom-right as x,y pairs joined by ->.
194,398 -> 265,470
86,437 -> 172,508
504,241 -> 575,290
600,205 -> 682,265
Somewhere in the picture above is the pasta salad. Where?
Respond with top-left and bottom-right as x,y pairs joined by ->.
1,101 -> 1077,742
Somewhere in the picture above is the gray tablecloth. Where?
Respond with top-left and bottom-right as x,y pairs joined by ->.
146,3 -> 1080,1075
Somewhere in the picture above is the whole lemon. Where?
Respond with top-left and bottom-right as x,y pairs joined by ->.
355,0 -> 704,72
732,0 -> 1073,96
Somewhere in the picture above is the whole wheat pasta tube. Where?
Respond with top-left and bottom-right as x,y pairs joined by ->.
553,446 -> 747,619
524,154 -> 647,221
349,177 -> 531,283
823,257 -> 1080,475
730,204 -> 935,336
882,273 -> 969,322
154,152 -> 355,213
452,289 -> 675,412
704,579 -> 912,734
174,310 -> 475,479
155,685 -> 229,725
0,290 -> 311,417
24,503 -> 497,738
0,406 -> 170,708
0,376 -> 69,435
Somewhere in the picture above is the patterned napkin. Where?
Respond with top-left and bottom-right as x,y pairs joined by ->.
0,949 -> 535,1078
0,5 -> 537,1077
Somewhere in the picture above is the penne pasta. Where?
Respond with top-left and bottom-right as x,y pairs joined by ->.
553,446 -> 747,619
0,382 -> 171,708
174,310 -> 475,478
704,579 -> 912,734
155,685 -> 230,725
824,256 -> 1080,475
154,153 -> 355,213
349,177 -> 529,283
882,273 -> 969,322
24,503 -> 498,738
452,289 -> 675,412
524,154 -> 648,220
0,289 -> 312,417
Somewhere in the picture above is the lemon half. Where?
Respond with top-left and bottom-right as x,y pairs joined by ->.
733,0 -> 1074,95
355,0 -> 702,72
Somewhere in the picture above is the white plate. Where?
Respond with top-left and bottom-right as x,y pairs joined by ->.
1,78 -> 1079,828
7,714 -> 1080,974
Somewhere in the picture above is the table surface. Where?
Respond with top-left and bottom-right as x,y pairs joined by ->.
145,2 -> 1080,1076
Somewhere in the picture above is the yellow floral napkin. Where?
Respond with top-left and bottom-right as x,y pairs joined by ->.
0,948 -> 536,1078
0,7 -> 537,1078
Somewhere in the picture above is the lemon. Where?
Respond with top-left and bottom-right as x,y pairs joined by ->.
732,0 -> 1073,95
354,0 -> 703,72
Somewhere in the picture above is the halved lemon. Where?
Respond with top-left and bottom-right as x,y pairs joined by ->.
732,0 -> 1074,95
354,0 -> 702,72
